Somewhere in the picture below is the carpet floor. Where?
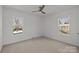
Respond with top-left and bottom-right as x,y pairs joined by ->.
2,37 -> 79,53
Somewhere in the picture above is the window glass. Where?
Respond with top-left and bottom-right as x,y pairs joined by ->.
58,16 -> 70,34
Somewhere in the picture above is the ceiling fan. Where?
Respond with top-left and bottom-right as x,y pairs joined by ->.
32,5 -> 46,14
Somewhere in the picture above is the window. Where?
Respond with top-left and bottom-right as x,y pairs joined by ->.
12,16 -> 23,34
58,16 -> 70,34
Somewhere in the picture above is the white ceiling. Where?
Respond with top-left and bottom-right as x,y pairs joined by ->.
4,5 -> 78,15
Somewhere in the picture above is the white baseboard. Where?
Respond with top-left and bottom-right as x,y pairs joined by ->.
44,36 -> 79,47
3,35 -> 79,48
3,36 -> 43,46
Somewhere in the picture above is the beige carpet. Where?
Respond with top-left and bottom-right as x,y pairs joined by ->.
2,37 -> 79,53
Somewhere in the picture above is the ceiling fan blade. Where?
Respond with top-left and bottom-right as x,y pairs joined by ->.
32,11 -> 39,12
39,5 -> 45,11
41,11 -> 46,14
42,5 -> 45,8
